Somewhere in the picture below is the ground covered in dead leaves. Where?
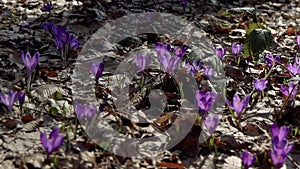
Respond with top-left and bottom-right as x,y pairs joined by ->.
0,0 -> 300,168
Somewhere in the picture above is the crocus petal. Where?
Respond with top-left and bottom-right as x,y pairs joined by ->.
52,134 -> 65,152
49,128 -> 59,138
241,150 -> 255,169
204,114 -> 219,135
40,131 -> 48,149
232,93 -> 242,113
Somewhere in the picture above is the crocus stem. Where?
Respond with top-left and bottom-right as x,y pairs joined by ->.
27,74 -> 32,92
74,118 -> 78,140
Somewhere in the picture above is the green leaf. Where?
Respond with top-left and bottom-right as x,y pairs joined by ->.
186,51 -> 201,62
243,28 -> 273,58
51,91 -> 63,100
49,106 -> 59,115
246,23 -> 264,35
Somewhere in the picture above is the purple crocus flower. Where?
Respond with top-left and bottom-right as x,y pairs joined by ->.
270,124 -> 294,169
174,46 -> 187,58
272,136 -> 294,154
90,61 -> 104,81
21,51 -> 40,77
254,78 -> 268,92
241,150 -> 255,169
134,54 -> 151,71
270,149 -> 287,169
186,60 -> 202,76
203,66 -> 216,79
232,43 -> 243,57
271,124 -> 290,142
155,43 -> 181,73
74,102 -> 97,119
41,1 -> 52,12
55,32 -> 69,50
280,82 -> 298,100
287,56 -> 300,76
204,114 -> 219,135
215,47 -> 226,61
69,34 -> 81,49
18,91 -> 25,106
226,93 -> 250,119
195,90 -> 216,116
43,21 -> 54,32
182,0 -> 188,6
40,128 -> 65,155
265,54 -> 280,68
0,90 -> 17,112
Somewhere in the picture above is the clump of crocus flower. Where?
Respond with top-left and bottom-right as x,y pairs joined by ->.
265,54 -> 280,68
226,93 -> 250,120
89,61 -> 104,82
74,102 -> 97,119
214,46 -> 226,61
286,56 -> 300,76
155,42 -> 186,73
43,21 -> 81,61
134,54 -> 151,71
40,128 -> 65,156
280,82 -> 299,100
41,1 -> 52,12
0,90 -> 17,113
254,78 -> 268,93
270,124 -> 294,169
241,150 -> 256,169
195,90 -> 216,117
21,51 -> 40,91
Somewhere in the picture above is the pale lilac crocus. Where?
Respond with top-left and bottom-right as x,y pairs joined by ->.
280,82 -> 298,100
287,56 -> 300,76
134,54 -> 151,71
89,61 -> 104,81
215,47 -> 226,61
204,114 -> 219,135
241,150 -> 256,169
40,128 -> 65,155
226,93 -> 250,119
21,51 -> 40,77
74,102 -> 97,119
265,54 -> 280,68
155,43 -> 180,73
0,90 -> 17,112
232,43 -> 243,57
254,78 -> 268,92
